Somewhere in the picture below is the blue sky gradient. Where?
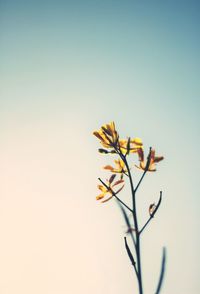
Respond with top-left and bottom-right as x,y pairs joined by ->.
0,1 -> 199,293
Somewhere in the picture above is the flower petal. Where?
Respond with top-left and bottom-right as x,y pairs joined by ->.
137,148 -> 144,161
101,195 -> 113,203
104,165 -> 114,171
112,179 -> 124,187
131,137 -> 143,146
149,203 -> 156,216
93,131 -> 104,141
115,184 -> 125,194
154,156 -> 164,163
109,174 -> 116,184
96,194 -> 105,200
97,185 -> 107,192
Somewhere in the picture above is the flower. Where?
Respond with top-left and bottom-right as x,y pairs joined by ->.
149,203 -> 156,216
96,174 -> 124,203
93,122 -> 143,156
119,137 -> 143,155
104,159 -> 127,175
136,148 -> 164,172
93,122 -> 119,150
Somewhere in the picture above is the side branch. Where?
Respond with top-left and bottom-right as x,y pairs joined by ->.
139,191 -> 162,235
98,178 -> 133,213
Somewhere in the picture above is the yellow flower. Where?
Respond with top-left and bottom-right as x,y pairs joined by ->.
96,174 -> 124,203
136,148 -> 164,172
119,137 -> 143,155
93,122 -> 143,156
104,159 -> 127,175
93,122 -> 119,150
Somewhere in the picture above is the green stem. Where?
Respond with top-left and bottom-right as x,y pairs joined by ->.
122,155 -> 143,294
134,169 -> 148,193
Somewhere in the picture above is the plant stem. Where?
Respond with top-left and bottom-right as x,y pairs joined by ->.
123,155 -> 143,294
134,169 -> 148,193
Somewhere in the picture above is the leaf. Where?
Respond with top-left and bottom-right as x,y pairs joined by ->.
124,237 -> 136,266
155,247 -> 166,294
118,202 -> 132,232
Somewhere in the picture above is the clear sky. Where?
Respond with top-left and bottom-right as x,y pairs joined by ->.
0,1 -> 199,293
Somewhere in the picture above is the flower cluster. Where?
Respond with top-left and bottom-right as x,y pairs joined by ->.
93,122 -> 119,152
136,148 -> 164,172
94,122 -> 164,202
93,122 -> 143,155
93,121 -> 166,294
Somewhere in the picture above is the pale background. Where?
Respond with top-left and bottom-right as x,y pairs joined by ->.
0,1 -> 199,293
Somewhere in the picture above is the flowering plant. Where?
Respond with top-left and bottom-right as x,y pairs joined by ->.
93,122 -> 166,294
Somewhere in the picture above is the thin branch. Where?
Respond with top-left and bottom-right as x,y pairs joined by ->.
139,216 -> 151,235
155,247 -> 166,294
134,147 -> 152,193
139,191 -> 162,235
98,178 -> 133,213
123,156 -> 136,214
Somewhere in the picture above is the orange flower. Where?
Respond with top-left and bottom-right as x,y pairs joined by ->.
93,122 -> 143,156
136,149 -> 164,172
119,138 -> 143,155
96,174 -> 124,203
93,122 -> 119,150
104,159 -> 127,175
